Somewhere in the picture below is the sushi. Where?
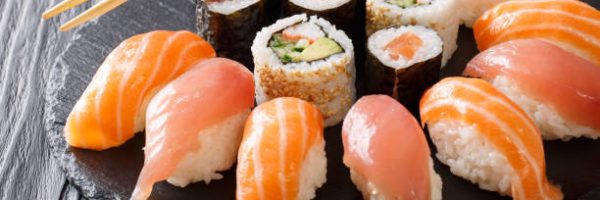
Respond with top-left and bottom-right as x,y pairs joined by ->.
420,77 -> 563,199
64,30 -> 215,150
342,95 -> 442,200
366,0 -> 459,66
474,0 -> 600,65
283,0 -> 357,35
196,0 -> 266,69
464,39 -> 600,140
252,14 -> 356,127
365,25 -> 442,113
131,58 -> 255,200
236,97 -> 327,200
456,0 -> 514,27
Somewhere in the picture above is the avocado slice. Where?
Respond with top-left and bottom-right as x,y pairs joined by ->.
299,37 -> 343,62
387,0 -> 418,8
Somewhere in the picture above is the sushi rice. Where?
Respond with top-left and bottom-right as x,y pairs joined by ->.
204,0 -> 260,15
252,14 -> 355,127
167,111 -> 250,187
428,120 -> 514,195
288,0 -> 352,11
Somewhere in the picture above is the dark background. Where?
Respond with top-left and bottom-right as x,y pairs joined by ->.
0,0 -> 599,199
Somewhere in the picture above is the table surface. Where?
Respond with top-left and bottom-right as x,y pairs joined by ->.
0,0 -> 598,200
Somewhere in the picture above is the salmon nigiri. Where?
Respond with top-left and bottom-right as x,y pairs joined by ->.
473,0 -> 600,65
65,30 -> 216,150
465,39 -> 600,140
420,77 -> 563,199
342,95 -> 442,200
131,58 -> 255,200
236,97 -> 327,200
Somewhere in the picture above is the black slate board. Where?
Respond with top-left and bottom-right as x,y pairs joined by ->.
44,0 -> 600,199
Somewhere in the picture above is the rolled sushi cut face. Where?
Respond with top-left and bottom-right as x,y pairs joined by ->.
204,0 -> 260,15
368,25 -> 442,69
289,0 -> 352,11
269,22 -> 343,64
386,0 -> 432,8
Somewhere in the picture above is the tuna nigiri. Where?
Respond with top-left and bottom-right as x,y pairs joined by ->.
342,95 -> 442,200
236,97 -> 327,200
420,77 -> 563,200
465,39 -> 600,140
473,0 -> 600,65
65,30 -> 216,150
131,58 -> 254,200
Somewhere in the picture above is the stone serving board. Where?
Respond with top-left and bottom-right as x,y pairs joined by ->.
44,0 -> 600,199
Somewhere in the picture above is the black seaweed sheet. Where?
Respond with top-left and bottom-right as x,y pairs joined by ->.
196,0 -> 266,69
283,0 -> 357,37
365,50 -> 441,115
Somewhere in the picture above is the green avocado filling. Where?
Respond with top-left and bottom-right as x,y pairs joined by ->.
269,34 -> 343,64
386,0 -> 429,8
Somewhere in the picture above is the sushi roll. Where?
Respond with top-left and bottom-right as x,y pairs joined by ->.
342,95 -> 442,200
474,0 -> 600,65
366,0 -> 459,66
420,77 -> 563,199
456,0 -> 513,27
236,97 -> 327,200
465,39 -> 600,140
196,0 -> 266,68
283,0 -> 357,34
252,14 -> 356,127
365,25 -> 442,113
131,58 -> 255,200
64,31 -> 215,150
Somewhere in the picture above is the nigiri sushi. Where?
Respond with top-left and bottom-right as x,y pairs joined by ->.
65,30 -> 216,150
473,0 -> 600,65
236,97 -> 327,200
420,77 -> 563,199
131,58 -> 255,200
342,95 -> 442,200
465,39 -> 600,140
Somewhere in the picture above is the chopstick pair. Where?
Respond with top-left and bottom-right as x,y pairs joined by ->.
43,0 -> 128,32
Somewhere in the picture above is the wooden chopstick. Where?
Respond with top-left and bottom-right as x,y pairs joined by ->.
42,0 -> 89,20
43,0 -> 128,32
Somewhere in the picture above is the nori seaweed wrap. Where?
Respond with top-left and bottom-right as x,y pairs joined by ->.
365,26 -> 442,114
283,0 -> 357,36
196,0 -> 266,69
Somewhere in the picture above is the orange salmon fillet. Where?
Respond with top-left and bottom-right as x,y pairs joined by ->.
64,30 -> 215,150
474,0 -> 600,65
420,77 -> 563,200
237,97 -> 326,200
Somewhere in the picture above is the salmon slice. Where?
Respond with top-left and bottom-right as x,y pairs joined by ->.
342,95 -> 441,200
384,32 -> 423,60
130,58 -> 255,200
465,39 -> 600,139
420,77 -> 563,200
64,31 -> 216,150
236,97 -> 327,200
473,0 -> 600,65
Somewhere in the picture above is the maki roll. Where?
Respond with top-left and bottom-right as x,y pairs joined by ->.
366,0 -> 459,66
196,0 -> 265,69
284,0 -> 357,34
366,25 -> 442,113
252,14 -> 356,127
